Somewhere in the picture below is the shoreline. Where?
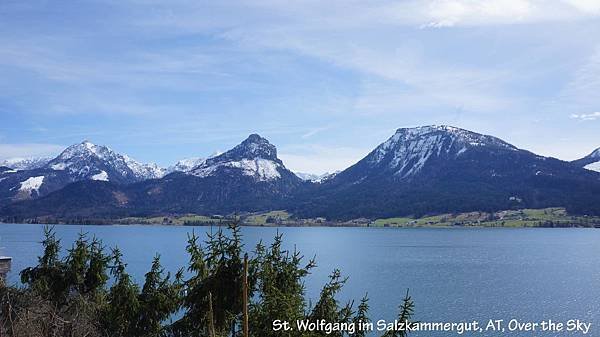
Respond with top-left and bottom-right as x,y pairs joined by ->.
1,221 -> 599,229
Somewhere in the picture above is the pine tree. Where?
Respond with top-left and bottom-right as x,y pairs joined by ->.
350,294 -> 370,337
308,269 -> 353,337
104,247 -> 141,337
173,224 -> 249,337
383,289 -> 414,337
249,233 -> 316,337
137,255 -> 183,337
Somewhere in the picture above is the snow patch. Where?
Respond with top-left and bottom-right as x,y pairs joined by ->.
91,171 -> 109,181
584,161 -> 600,172
192,159 -> 281,181
19,176 -> 45,193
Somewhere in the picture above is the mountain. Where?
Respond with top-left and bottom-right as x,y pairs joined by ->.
295,171 -> 339,183
128,134 -> 303,214
47,141 -> 165,183
1,134 -> 304,218
2,127 -> 600,221
167,157 -> 205,173
0,141 -> 165,206
292,125 -> 600,219
0,157 -> 51,170
573,147 -> 600,172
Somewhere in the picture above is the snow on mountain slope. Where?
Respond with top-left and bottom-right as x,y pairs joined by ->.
367,125 -> 519,178
0,157 -> 51,170
295,171 -> 339,183
91,171 -> 109,181
189,134 -> 291,182
585,161 -> 600,172
574,147 -> 600,173
193,158 -> 281,181
19,176 -> 45,193
123,155 -> 165,179
168,157 -> 206,173
46,141 -> 165,182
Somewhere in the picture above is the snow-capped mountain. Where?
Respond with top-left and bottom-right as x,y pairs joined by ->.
46,141 -> 165,183
295,171 -> 339,183
365,125 -> 519,179
0,134 -> 304,216
167,157 -> 206,173
0,157 -> 51,170
3,127 -> 600,220
573,147 -> 600,173
294,125 -> 600,219
189,134 -> 291,182
0,140 -> 166,205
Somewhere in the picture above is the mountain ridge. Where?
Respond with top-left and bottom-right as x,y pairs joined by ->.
2,126 -> 600,221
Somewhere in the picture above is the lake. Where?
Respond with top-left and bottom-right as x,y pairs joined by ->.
1,224 -> 599,336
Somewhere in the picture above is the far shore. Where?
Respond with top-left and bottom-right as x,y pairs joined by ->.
2,207 -> 600,229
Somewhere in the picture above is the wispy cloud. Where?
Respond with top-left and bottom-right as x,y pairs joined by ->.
1,0 -> 600,171
301,127 -> 329,139
570,112 -> 600,121
279,144 -> 371,174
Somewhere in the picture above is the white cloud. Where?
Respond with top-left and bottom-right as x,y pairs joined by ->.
279,144 -> 371,174
301,127 -> 329,139
570,112 -> 600,121
423,0 -> 535,27
0,143 -> 63,160
565,0 -> 600,15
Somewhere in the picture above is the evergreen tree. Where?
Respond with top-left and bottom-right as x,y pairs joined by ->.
350,294 -> 370,337
308,269 -> 353,337
173,224 -> 250,337
383,289 -> 414,337
19,226 -> 68,303
104,247 -> 141,337
249,233 -> 316,337
137,255 -> 183,337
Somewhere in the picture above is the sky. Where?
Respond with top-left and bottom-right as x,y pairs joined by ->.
1,0 -> 600,174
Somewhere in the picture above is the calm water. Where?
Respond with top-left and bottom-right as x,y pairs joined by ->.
1,224 -> 599,336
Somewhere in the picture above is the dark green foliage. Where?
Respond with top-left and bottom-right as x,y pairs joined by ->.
20,227 -> 110,305
2,224 -> 412,337
308,270 -> 353,337
350,294 -> 370,337
104,247 -> 141,336
249,233 -> 315,337
171,224 -> 248,336
138,256 -> 183,337
383,289 -> 415,337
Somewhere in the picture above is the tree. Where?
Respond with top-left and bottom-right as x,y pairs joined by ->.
350,294 -> 370,337
172,224 -> 249,337
307,269 -> 353,337
137,255 -> 183,337
103,247 -> 141,337
249,233 -> 315,337
383,289 -> 415,337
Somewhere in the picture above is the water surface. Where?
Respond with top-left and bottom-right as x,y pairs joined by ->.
1,224 -> 598,336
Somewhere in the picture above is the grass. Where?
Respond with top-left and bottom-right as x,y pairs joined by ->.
114,207 -> 600,228
372,207 -> 600,228
244,210 -> 291,225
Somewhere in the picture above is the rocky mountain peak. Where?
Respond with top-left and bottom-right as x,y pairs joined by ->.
190,134 -> 289,182
233,134 -> 278,161
366,125 -> 519,179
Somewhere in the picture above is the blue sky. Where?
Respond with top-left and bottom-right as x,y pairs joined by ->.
1,0 -> 600,174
